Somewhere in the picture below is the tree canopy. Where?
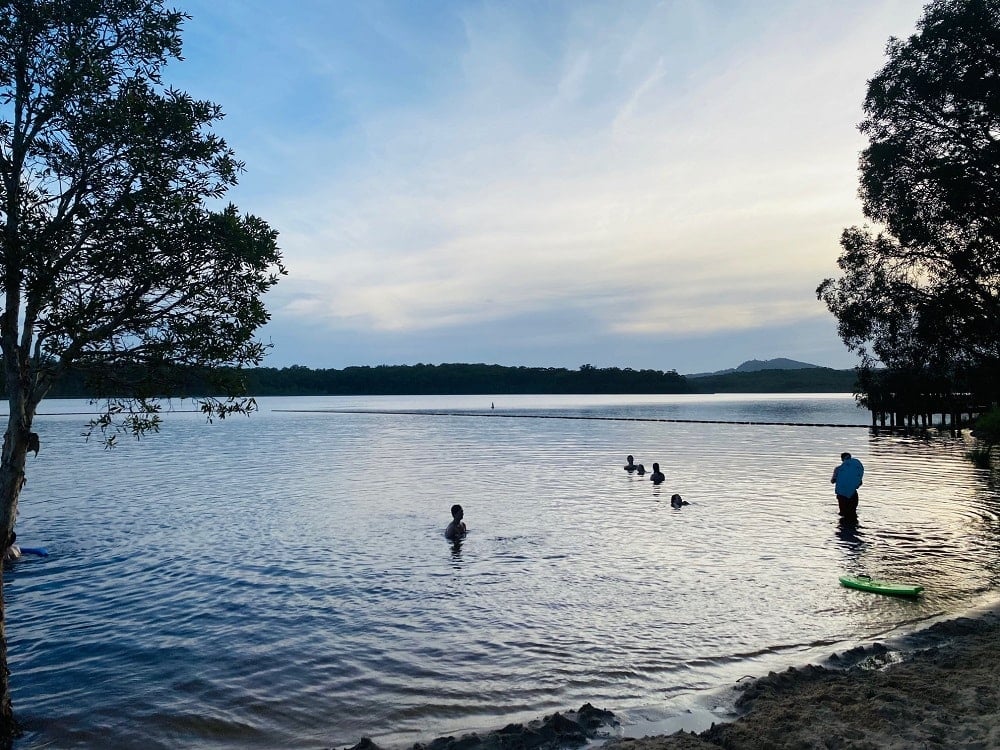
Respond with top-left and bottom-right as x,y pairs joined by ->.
0,0 -> 284,741
0,0 -> 285,430
817,0 -> 1000,407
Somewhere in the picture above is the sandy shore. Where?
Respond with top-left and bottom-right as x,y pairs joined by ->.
339,608 -> 1000,750
606,609 -> 1000,750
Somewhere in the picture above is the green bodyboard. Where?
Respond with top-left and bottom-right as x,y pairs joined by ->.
839,575 -> 923,597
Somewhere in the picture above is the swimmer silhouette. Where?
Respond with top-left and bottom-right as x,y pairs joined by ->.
649,463 -> 665,485
445,504 -> 467,540
670,494 -> 689,508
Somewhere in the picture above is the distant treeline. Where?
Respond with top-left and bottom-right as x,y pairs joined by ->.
241,363 -> 693,395
34,362 -> 859,398
690,367 -> 858,393
240,363 -> 858,395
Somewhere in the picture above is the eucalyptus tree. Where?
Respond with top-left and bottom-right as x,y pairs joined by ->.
817,0 -> 1000,398
0,0 -> 284,741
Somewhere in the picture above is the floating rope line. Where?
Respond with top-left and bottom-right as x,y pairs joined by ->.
274,408 -> 870,428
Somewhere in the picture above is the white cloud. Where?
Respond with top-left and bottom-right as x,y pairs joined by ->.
198,0 -> 927,361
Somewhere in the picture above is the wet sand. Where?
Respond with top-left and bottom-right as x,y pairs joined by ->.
606,609 -> 1000,750
338,608 -> 1000,750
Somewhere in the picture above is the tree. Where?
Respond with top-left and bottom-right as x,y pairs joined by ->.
0,0 -> 284,742
817,0 -> 1000,403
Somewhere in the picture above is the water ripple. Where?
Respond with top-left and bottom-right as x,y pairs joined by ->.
6,394 -> 1000,749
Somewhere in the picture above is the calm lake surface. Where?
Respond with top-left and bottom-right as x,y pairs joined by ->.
6,394 -> 1000,749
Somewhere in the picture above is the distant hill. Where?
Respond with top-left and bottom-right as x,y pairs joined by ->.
686,358 -> 821,378
736,357 -> 819,372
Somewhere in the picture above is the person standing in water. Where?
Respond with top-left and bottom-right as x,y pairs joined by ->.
625,456 -> 647,474
650,463 -> 665,485
445,504 -> 467,540
831,452 -> 864,519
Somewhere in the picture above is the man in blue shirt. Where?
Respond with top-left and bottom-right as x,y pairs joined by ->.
831,452 -> 864,519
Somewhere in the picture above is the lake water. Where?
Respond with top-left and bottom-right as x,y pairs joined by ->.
6,394 -> 1000,749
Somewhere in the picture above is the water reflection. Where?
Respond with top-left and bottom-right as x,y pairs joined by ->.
834,518 -> 867,576
9,395 -> 1000,750
835,518 -> 865,549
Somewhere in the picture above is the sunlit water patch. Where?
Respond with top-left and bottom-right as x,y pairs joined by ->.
4,394 -> 998,749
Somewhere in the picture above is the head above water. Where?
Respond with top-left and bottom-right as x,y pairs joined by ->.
626,455 -> 634,463
451,504 -> 464,520
652,462 -> 660,472
841,452 -> 852,461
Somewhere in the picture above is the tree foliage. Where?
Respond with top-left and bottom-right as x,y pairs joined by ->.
817,0 -> 1000,404
1,0 -> 284,429
0,0 -> 284,741
23,362 -> 861,397
211,362 -> 694,396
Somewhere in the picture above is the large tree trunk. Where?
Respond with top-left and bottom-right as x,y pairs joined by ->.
0,411 -> 31,553
0,565 -> 16,749
0,397 -> 36,748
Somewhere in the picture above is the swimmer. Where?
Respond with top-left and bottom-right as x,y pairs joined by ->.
650,463 -> 665,485
624,455 -> 637,472
445,504 -> 467,540
670,494 -> 689,508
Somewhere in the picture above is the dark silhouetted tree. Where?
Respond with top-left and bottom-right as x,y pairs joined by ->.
817,0 -> 1000,405
0,0 -> 284,741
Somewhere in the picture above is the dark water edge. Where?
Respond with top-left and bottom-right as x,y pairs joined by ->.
330,704 -> 619,750
332,597 -> 1000,750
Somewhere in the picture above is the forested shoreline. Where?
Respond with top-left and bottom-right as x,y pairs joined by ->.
37,363 -> 859,399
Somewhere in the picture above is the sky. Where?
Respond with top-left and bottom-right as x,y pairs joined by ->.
169,0 -> 929,374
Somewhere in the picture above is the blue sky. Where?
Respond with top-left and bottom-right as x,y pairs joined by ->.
170,0 -> 927,374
